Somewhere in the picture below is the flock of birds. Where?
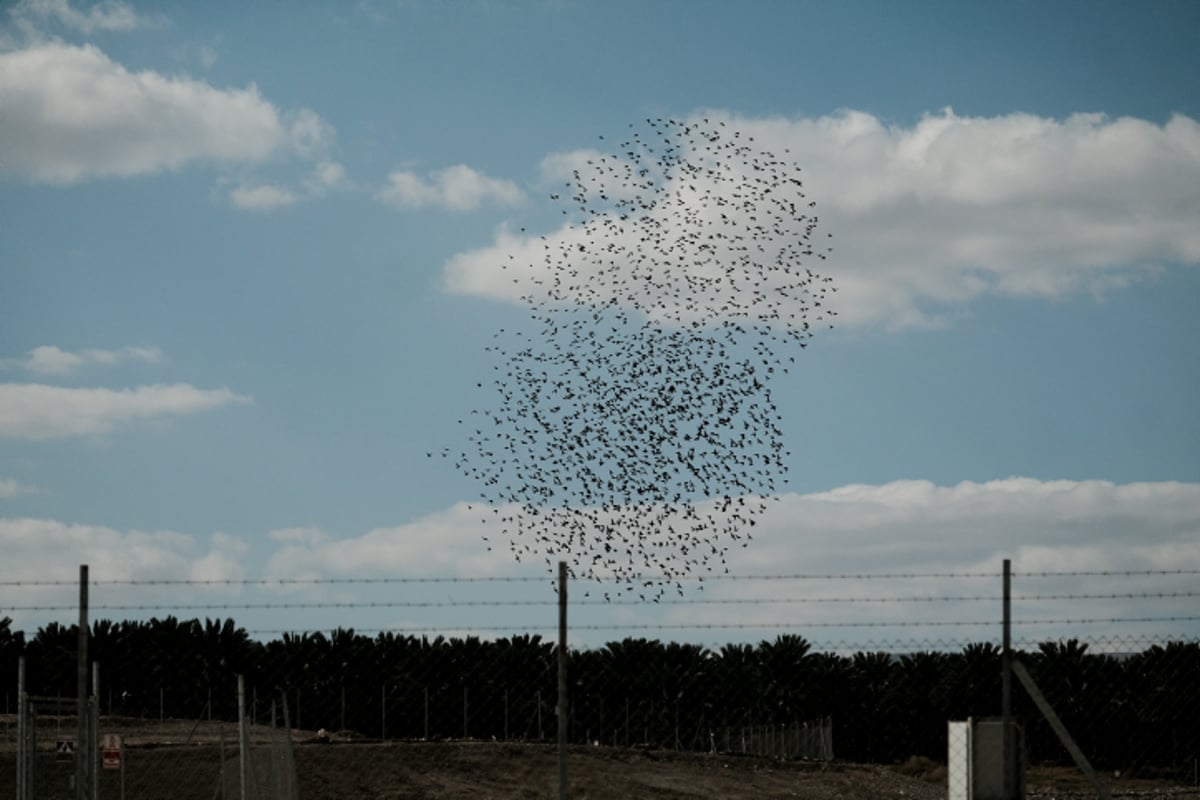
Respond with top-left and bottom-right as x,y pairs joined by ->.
448,117 -> 836,600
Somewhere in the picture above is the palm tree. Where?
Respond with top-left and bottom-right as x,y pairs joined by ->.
757,634 -> 812,723
847,651 -> 896,762
892,651 -> 953,759
948,642 -> 1002,720
713,642 -> 760,733
1119,641 -> 1200,775
596,638 -> 667,745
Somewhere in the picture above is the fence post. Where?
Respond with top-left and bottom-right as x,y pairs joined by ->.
16,656 -> 24,800
1002,559 -> 1013,800
625,697 -> 630,747
557,560 -> 568,800
91,663 -> 99,800
76,564 -> 89,800
674,699 -> 680,751
238,675 -> 248,800
280,692 -> 301,800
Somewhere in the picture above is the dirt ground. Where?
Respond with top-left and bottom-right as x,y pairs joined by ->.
4,716 -> 1198,799
4,739 -> 949,800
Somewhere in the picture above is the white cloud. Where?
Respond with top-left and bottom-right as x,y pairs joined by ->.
654,477 -> 1200,649
264,502 -> 519,580
190,532 -> 250,583
3,478 -> 1192,646
0,517 -> 249,630
262,479 -> 1200,584
0,477 -> 38,498
9,0 -> 152,34
198,44 -> 218,70
731,478 -> 1200,576
444,109 -> 1200,330
305,160 -> 347,192
10,344 -> 165,375
228,183 -> 300,211
0,383 -> 252,439
0,41 -> 332,184
377,164 -> 524,211
286,108 -> 334,159
227,160 -> 347,212
257,478 -> 1200,647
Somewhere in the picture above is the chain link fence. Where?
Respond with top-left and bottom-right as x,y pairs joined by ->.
3,568 -> 1198,798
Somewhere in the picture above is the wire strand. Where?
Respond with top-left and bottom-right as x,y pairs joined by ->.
7,590 -> 1197,612
3,568 -> 1195,588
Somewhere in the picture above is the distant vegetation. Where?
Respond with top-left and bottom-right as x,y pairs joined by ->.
2,616 -> 1196,776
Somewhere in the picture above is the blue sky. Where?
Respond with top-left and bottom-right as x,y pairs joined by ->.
2,0 -> 1198,649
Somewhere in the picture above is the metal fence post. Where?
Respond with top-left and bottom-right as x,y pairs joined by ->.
16,656 -> 24,800
91,663 -> 99,800
76,564 -> 88,800
1002,559 -> 1013,800
557,560 -> 569,800
238,675 -> 249,800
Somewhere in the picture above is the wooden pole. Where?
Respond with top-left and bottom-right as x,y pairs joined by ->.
557,560 -> 568,800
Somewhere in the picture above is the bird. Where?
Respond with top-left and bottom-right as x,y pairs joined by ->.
443,117 -> 836,601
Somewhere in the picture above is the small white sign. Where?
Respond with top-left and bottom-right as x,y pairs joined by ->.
55,739 -> 75,762
102,734 -> 122,770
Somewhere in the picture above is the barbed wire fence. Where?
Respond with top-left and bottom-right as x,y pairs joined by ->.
2,565 -> 1198,798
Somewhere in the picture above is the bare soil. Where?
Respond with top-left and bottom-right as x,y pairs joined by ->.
4,716 -> 1198,799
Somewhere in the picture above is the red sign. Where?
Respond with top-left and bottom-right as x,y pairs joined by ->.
101,734 -> 122,770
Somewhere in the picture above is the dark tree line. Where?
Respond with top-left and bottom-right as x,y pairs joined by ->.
2,617 -> 1196,776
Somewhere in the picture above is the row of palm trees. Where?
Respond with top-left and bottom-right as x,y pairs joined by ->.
2,616 -> 1196,775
